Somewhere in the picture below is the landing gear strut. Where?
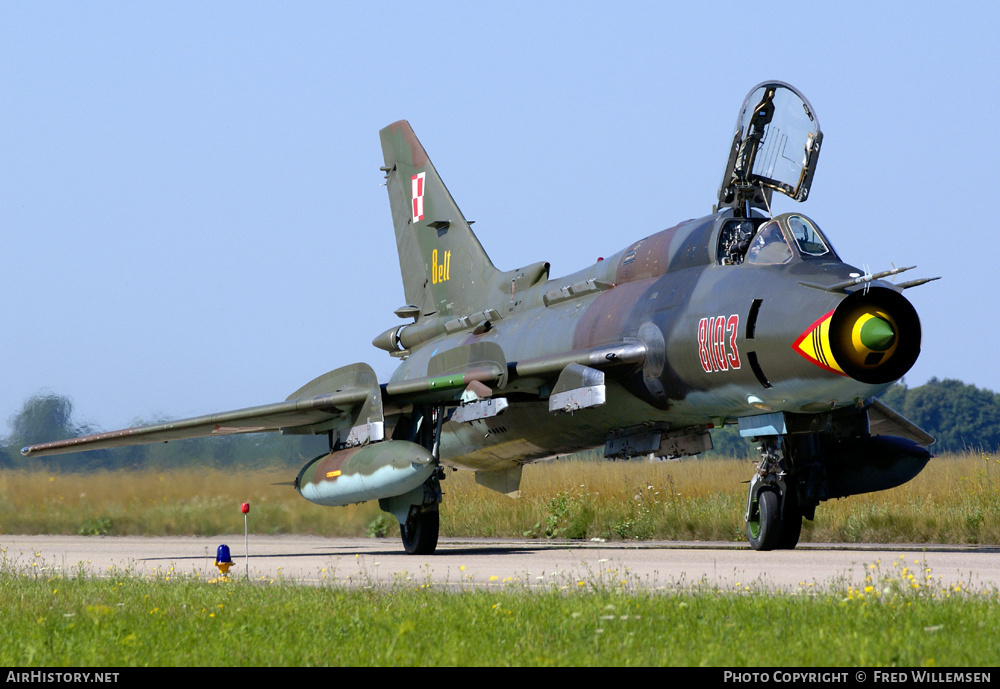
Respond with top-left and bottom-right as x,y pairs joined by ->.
388,404 -> 445,555
745,437 -> 802,551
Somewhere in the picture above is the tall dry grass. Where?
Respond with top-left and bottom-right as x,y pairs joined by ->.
0,467 -> 381,537
1,451 -> 997,544
441,456 -> 750,541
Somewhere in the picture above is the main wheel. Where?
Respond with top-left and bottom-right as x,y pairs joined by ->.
746,488 -> 782,551
400,509 -> 439,555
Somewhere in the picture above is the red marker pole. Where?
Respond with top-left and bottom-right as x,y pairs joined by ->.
241,502 -> 250,580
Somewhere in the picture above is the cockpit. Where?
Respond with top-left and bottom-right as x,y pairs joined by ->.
713,81 -> 833,268
717,213 -> 836,266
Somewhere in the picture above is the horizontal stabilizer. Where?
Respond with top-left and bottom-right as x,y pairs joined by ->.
474,465 -> 523,497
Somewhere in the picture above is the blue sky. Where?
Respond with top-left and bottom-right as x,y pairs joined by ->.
2,2 -> 998,432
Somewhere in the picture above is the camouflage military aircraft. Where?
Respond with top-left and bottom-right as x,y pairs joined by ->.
23,82 -> 937,553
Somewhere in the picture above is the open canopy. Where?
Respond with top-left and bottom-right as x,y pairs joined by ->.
717,81 -> 822,216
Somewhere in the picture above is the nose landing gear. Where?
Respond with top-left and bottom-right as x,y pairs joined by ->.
745,437 -> 803,551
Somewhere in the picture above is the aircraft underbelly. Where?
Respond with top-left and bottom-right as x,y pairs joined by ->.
439,381 -> 672,472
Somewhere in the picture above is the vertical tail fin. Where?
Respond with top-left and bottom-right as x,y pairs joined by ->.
380,121 -> 498,318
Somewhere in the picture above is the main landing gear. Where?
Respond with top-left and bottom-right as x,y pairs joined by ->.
399,463 -> 446,555
745,437 -> 804,551
401,503 -> 440,555
387,405 -> 445,555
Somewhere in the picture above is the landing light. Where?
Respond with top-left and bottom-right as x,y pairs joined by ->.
747,395 -> 773,411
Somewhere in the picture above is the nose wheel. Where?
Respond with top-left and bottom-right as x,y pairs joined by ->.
746,484 -> 780,550
745,438 -> 803,551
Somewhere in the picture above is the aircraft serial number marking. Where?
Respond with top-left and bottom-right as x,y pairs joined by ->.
698,314 -> 741,373
431,249 -> 451,284
411,172 -> 426,222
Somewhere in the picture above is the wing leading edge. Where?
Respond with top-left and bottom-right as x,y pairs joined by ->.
21,342 -> 648,459
20,387 -> 369,457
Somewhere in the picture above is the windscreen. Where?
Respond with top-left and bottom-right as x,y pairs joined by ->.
745,221 -> 792,265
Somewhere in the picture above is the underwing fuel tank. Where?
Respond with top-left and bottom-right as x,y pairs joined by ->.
296,440 -> 435,507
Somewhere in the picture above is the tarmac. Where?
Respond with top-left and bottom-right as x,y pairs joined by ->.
4,534 -> 999,592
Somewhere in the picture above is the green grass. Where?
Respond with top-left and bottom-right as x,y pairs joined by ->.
2,556 -> 997,667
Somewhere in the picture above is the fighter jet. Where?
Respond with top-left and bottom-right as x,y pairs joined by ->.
23,82 -> 937,553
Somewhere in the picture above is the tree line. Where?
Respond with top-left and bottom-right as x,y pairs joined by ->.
878,378 -> 1000,454
2,377 -> 998,471
705,377 -> 1000,458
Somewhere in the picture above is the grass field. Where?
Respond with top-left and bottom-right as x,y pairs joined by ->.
1,553 -> 997,667
1,451 -> 997,545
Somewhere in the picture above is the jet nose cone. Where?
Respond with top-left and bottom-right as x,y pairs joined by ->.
830,288 -> 920,384
793,287 -> 921,385
854,313 -> 896,353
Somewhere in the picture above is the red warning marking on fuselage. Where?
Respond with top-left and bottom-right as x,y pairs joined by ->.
698,314 -> 741,373
411,172 -> 426,222
791,309 -> 846,376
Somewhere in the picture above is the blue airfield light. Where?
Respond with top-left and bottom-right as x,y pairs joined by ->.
215,544 -> 234,575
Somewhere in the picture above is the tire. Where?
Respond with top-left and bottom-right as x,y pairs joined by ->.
400,509 -> 439,555
777,488 -> 803,550
746,488 -> 782,551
